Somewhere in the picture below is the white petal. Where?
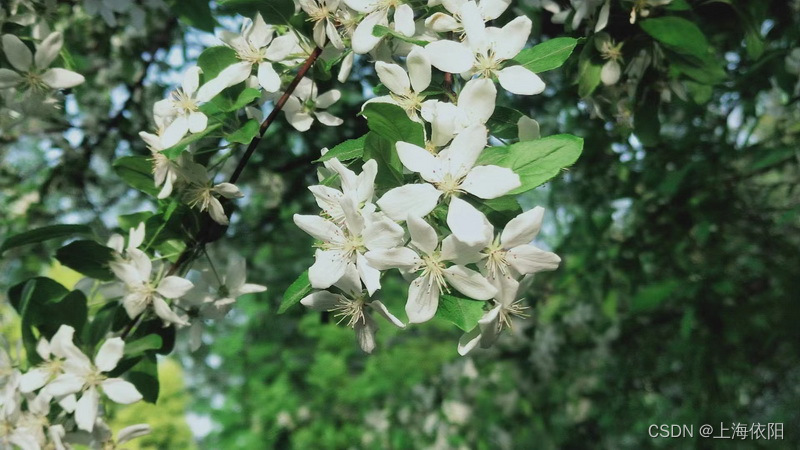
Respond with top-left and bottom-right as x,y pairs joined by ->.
334,262 -> 362,297
293,214 -> 346,244
497,66 -> 545,95
34,32 -> 63,70
161,116 -> 190,148
309,249 -> 349,289
480,0 -> 512,20
315,111 -> 343,127
352,10 -> 386,54
0,68 -> 22,88
393,3 -> 416,37
362,217 -> 405,250
338,52 -> 355,82
365,247 -> 421,270
152,296 -> 189,326
343,0 -> 375,13
356,253 -> 381,296
117,424 -> 152,445
461,1 -> 488,53
75,388 -> 100,432
101,378 -> 143,404
443,265 -> 496,299
440,235 -> 484,265
375,61 -> 410,95
2,34 -> 33,71
316,89 -> 341,109
41,68 -> 85,89
182,66 -> 201,95
477,305 -> 502,347
501,206 -> 544,248
443,124 -> 487,178
407,47 -> 432,93
257,62 -> 281,93
376,184 -> 442,221
461,165 -> 521,198
506,245 -> 561,274
213,182 -> 244,199
425,13 -> 460,33
457,326 -> 482,355
355,315 -> 378,353
406,274 -> 440,324
369,300 -> 405,328
45,373 -> 84,397
300,290 -> 340,311
396,141 -> 442,182
458,78 -> 497,126
156,276 -> 193,298
94,338 -> 124,373
287,110 -> 314,131
446,197 -> 493,247
19,368 -> 49,393
187,111 -> 208,133
492,15 -> 531,60
407,215 -> 438,255
601,60 -> 621,85
197,62 -> 252,100
595,0 -> 611,32
208,198 -> 230,225
265,34 -> 297,62
518,115 -> 541,141
425,40 -> 474,74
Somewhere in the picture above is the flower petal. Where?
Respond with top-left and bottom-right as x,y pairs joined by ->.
257,61 -> 281,93
446,197 -> 493,247
443,265 -> 497,300
425,39 -> 474,74
407,215 -> 439,256
492,15 -> 531,60
94,337 -> 124,373
2,34 -> 33,72
352,10 -> 386,54
407,47 -> 432,93
396,141 -> 442,182
41,68 -> 85,89
393,3 -> 416,37
75,388 -> 100,432
355,315 -> 379,353
309,249 -> 349,289
0,68 -> 22,88
363,217 -> 405,250
369,300 -> 405,328
102,378 -> 143,404
501,206 -> 544,248
156,276 -> 193,299
34,32 -> 63,70
293,214 -> 346,244
19,368 -> 49,393
497,66 -> 545,95
300,290 -> 340,311
461,165 -> 521,199
506,245 -> 561,274
458,78 -> 496,126
375,61 -> 411,95
376,184 -> 442,221
356,253 -> 381,296
365,247 -> 421,271
406,274 -> 440,324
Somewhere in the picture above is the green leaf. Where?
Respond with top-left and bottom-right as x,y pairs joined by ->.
363,132 -> 405,190
640,16 -> 709,58
316,134 -> 367,162
372,25 -> 430,47
113,156 -> 159,197
161,123 -> 223,159
630,280 -> 681,312
197,46 -> 239,81
127,354 -> 160,403
209,86 -> 262,113
477,134 -> 584,194
487,106 -> 524,140
279,271 -> 311,314
217,0 -> 295,24
361,103 -> 425,147
132,320 -> 177,355
577,37 -> 602,98
118,212 -> 154,231
665,0 -> 691,10
634,91 -> 661,146
55,240 -> 116,281
473,196 -> 522,226
166,0 -> 216,31
0,224 -> 92,255
435,295 -> 486,331
226,119 -> 260,144
124,334 -> 164,357
511,37 -> 578,73
670,53 -> 726,85
8,279 -> 87,363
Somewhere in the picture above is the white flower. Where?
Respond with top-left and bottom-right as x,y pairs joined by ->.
443,201 -> 562,282
309,158 -> 377,226
139,130 -> 181,199
109,251 -> 193,325
425,3 -> 545,95
595,32 -> 623,85
344,0 -> 416,54
298,0 -> 345,50
301,264 -> 404,353
425,0 -> 512,33
365,215 -> 497,323
294,196 -> 404,295
376,125 -> 521,234
44,326 -> 143,432
283,77 -> 343,131
0,32 -> 85,91
107,222 -> 146,263
629,0 -> 673,24
212,13 -> 297,94
180,254 -> 267,351
153,66 -> 219,148
18,326 -> 76,394
181,161 -> 245,225
366,47 -> 431,120
420,77 -> 496,146
457,276 -> 529,354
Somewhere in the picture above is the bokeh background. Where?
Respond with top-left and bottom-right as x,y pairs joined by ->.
1,0 -> 799,448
